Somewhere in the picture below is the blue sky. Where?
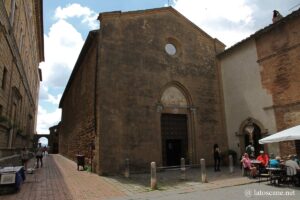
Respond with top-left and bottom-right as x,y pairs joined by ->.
37,0 -> 300,134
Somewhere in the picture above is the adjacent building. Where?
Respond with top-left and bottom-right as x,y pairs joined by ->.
59,7 -> 228,175
0,0 -> 44,159
218,9 -> 300,158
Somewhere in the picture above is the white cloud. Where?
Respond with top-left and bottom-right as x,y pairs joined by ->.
37,105 -> 61,134
38,3 -> 97,135
173,0 -> 255,47
40,19 -> 84,88
55,3 -> 99,29
47,94 -> 62,105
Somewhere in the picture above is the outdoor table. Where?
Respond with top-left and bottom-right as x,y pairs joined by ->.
267,167 -> 285,185
250,159 -> 261,168
0,166 -> 25,194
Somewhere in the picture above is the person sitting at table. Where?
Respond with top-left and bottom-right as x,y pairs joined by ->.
257,151 -> 269,167
269,156 -> 281,168
285,155 -> 300,175
256,150 -> 269,173
292,154 -> 300,165
241,153 -> 257,178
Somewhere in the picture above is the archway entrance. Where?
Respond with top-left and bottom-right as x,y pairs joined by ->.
38,137 -> 48,147
161,114 -> 188,166
159,83 -> 194,166
243,123 -> 264,157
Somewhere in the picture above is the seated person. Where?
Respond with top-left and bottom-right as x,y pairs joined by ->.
241,153 -> 257,178
269,156 -> 281,168
292,154 -> 300,165
285,155 -> 300,176
257,150 -> 269,173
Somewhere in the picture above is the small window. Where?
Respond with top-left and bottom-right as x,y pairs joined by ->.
165,43 -> 177,56
0,105 -> 3,116
2,68 -> 8,90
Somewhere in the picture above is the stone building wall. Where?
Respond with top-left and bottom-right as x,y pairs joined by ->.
96,8 -> 227,174
59,31 -> 98,168
256,10 -> 300,156
218,39 -> 277,158
0,0 -> 43,156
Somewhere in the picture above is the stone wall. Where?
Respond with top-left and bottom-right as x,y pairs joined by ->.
59,31 -> 98,170
256,11 -> 300,156
0,0 -> 43,156
97,8 -> 227,174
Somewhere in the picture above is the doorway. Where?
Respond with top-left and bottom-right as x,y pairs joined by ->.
166,139 -> 182,166
161,114 -> 188,166
244,123 -> 263,157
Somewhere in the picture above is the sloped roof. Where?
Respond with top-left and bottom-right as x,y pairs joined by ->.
59,30 -> 99,108
218,8 -> 300,57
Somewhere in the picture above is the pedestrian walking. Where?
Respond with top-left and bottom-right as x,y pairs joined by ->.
21,147 -> 29,171
36,144 -> 43,168
213,144 -> 221,171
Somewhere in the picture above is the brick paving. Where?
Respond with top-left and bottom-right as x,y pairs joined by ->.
0,155 -> 260,200
0,155 -> 73,200
0,154 -> 125,200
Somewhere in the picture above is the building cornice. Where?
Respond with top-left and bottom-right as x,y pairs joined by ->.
34,0 -> 44,62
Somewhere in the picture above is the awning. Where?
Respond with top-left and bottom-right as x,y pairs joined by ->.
259,125 -> 300,144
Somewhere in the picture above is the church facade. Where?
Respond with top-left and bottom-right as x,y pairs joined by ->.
59,7 -> 228,174
59,6 -> 300,175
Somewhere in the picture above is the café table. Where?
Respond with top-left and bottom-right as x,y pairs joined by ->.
266,167 -> 285,185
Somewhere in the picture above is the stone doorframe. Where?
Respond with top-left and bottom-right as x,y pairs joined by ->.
156,81 -> 197,165
237,117 -> 268,155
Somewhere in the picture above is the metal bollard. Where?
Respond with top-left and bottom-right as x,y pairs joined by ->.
180,158 -> 186,180
124,158 -> 130,178
150,162 -> 157,189
200,158 -> 207,183
229,155 -> 234,173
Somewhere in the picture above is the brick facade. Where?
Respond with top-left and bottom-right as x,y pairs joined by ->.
219,9 -> 300,158
0,0 -> 44,157
256,9 -> 300,156
59,7 -> 228,175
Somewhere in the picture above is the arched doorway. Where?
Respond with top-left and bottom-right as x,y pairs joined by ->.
161,113 -> 188,166
34,134 -> 50,149
240,118 -> 265,157
158,82 -> 195,166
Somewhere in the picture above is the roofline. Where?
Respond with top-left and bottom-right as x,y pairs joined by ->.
59,30 -> 99,108
98,6 -> 225,47
218,8 -> 300,58
35,0 -> 44,62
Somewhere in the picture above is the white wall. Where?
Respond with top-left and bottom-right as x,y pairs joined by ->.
220,39 -> 277,157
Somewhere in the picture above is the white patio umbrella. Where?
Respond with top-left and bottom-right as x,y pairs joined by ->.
259,125 -> 300,144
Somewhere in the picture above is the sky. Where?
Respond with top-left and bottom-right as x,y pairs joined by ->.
37,0 -> 300,135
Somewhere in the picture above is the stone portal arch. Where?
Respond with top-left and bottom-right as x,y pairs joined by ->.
34,134 -> 50,148
157,81 -> 197,166
238,118 -> 268,157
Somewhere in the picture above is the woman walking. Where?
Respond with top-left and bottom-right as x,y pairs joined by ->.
213,144 -> 221,171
